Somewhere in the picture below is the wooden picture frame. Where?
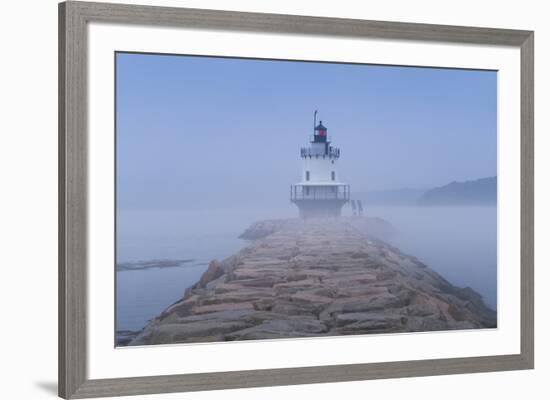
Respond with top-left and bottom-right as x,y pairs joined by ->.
59,1 -> 534,398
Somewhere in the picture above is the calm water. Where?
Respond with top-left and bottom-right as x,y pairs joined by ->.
116,206 -> 497,332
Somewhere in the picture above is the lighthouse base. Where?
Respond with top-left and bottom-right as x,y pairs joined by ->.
293,200 -> 347,219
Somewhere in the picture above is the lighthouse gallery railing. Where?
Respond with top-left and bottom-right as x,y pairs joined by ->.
300,147 -> 340,158
290,184 -> 350,201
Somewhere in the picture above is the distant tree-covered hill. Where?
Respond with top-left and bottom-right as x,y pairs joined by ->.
417,177 -> 497,206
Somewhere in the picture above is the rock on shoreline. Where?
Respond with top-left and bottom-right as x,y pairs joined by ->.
129,217 -> 496,346
116,258 -> 196,271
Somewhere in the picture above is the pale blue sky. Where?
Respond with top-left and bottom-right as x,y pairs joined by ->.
116,52 -> 497,210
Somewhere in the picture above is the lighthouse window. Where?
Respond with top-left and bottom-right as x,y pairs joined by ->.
331,171 -> 335,181
306,171 -> 310,181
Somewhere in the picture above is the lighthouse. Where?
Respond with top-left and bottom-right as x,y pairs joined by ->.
290,112 -> 350,218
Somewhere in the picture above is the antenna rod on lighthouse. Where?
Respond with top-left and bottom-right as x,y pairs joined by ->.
314,110 -> 318,132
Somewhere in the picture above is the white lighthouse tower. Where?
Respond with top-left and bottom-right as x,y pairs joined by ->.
290,112 -> 350,218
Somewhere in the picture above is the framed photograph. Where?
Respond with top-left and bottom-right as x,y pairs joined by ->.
59,1 -> 534,398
